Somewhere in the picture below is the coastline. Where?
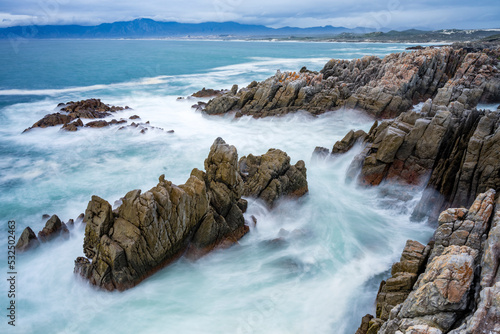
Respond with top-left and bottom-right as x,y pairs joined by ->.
4,37 -> 500,332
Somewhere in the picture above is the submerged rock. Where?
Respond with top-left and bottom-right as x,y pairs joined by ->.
61,118 -> 84,131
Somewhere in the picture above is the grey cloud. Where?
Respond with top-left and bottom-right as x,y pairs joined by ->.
0,0 -> 498,29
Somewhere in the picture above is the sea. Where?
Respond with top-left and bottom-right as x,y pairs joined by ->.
0,40 -> 437,334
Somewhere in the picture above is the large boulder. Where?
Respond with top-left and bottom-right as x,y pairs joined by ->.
15,227 -> 40,252
239,149 -> 308,207
38,215 -> 69,242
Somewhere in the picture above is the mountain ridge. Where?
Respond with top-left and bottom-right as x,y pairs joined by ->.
0,18 -> 372,39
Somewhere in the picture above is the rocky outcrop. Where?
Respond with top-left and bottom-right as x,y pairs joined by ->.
191,87 -> 228,98
239,149 -> 308,207
23,99 -> 171,134
331,129 -> 368,155
24,99 -> 128,132
37,214 -> 69,242
375,240 -> 431,322
357,190 -> 499,334
74,138 -> 246,290
74,139 -> 308,290
61,118 -> 84,131
15,227 -> 40,252
342,105 -> 500,221
16,214 -> 73,252
200,47 -> 499,119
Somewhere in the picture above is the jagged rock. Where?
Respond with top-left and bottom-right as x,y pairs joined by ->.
355,314 -> 374,334
239,149 -> 308,207
375,190 -> 498,334
129,115 -> 140,120
447,195 -> 500,334
204,94 -> 239,115
201,47 -> 500,119
342,103 -> 499,220
74,138 -> 254,290
431,189 -> 495,260
312,146 -> 330,159
61,118 -> 84,131
15,227 -> 40,252
188,138 -> 249,257
375,240 -> 430,321
191,87 -> 226,98
24,99 -> 127,133
23,113 -> 73,132
38,215 -> 69,242
331,129 -> 367,155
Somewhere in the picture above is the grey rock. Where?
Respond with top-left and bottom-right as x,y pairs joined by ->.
15,227 -> 40,252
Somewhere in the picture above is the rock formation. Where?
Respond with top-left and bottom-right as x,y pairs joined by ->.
15,227 -> 40,252
357,190 -> 499,334
239,149 -> 308,207
38,214 -> 69,242
16,214 -> 71,252
23,99 -> 171,134
191,87 -> 228,98
200,47 -> 499,119
23,99 -> 128,132
74,138 -> 308,290
338,104 -> 500,221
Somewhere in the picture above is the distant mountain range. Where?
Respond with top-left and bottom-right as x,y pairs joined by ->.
0,18 -> 374,39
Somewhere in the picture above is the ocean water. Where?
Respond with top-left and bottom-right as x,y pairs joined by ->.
0,40 -> 434,334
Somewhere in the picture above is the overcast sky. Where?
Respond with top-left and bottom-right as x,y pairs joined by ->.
0,0 -> 499,29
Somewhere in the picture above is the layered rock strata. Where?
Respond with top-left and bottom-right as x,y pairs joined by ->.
367,189 -> 498,334
74,138 -> 308,290
357,189 -> 498,334
201,47 -> 500,119
340,105 -> 500,221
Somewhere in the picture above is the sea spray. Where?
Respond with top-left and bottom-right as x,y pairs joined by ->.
0,40 -> 432,333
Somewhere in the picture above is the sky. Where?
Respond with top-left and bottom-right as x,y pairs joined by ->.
0,0 -> 499,30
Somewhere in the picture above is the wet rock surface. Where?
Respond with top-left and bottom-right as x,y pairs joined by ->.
37,214 -> 69,242
239,149 -> 308,207
200,47 -> 500,119
15,227 -> 40,252
74,138 -> 308,290
16,214 -> 75,252
24,99 -> 128,132
357,190 -> 500,334
23,99 -> 169,134
341,105 -> 500,221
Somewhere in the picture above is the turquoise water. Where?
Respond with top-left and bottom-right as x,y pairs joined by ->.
0,40 -> 433,333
